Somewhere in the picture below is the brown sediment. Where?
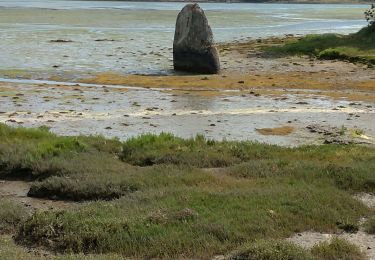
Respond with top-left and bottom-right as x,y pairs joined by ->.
80,71 -> 374,92
0,86 -> 13,92
256,126 -> 294,136
162,89 -> 232,98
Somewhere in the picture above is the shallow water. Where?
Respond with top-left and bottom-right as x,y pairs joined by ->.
0,1 -> 368,76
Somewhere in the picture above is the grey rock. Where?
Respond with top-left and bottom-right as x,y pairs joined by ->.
173,3 -> 220,74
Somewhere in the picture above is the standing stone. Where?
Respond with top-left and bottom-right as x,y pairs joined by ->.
173,3 -> 220,74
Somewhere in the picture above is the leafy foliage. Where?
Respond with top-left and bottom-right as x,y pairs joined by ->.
365,3 -> 375,30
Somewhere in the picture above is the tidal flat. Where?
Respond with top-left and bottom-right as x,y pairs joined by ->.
0,78 -> 374,146
1,34 -> 374,146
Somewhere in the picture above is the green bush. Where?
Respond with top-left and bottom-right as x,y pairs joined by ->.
318,48 -> 345,60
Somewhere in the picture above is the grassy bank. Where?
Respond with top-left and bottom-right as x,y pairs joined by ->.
265,27 -> 375,65
0,124 -> 374,258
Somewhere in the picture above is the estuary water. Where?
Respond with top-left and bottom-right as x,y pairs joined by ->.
0,0 -> 369,76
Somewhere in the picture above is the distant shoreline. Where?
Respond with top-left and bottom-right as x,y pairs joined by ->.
81,0 -> 372,4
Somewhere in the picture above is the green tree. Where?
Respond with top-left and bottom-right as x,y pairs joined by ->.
365,3 -> 375,30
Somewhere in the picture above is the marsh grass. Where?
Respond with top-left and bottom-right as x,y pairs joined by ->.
311,238 -> 365,260
16,180 -> 368,257
120,133 -> 243,167
27,153 -> 138,201
0,234 -> 125,260
229,238 -> 364,260
0,199 -> 29,234
264,27 -> 375,65
364,216 -> 375,234
0,124 -> 374,258
0,123 -> 125,200
230,240 -> 313,260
